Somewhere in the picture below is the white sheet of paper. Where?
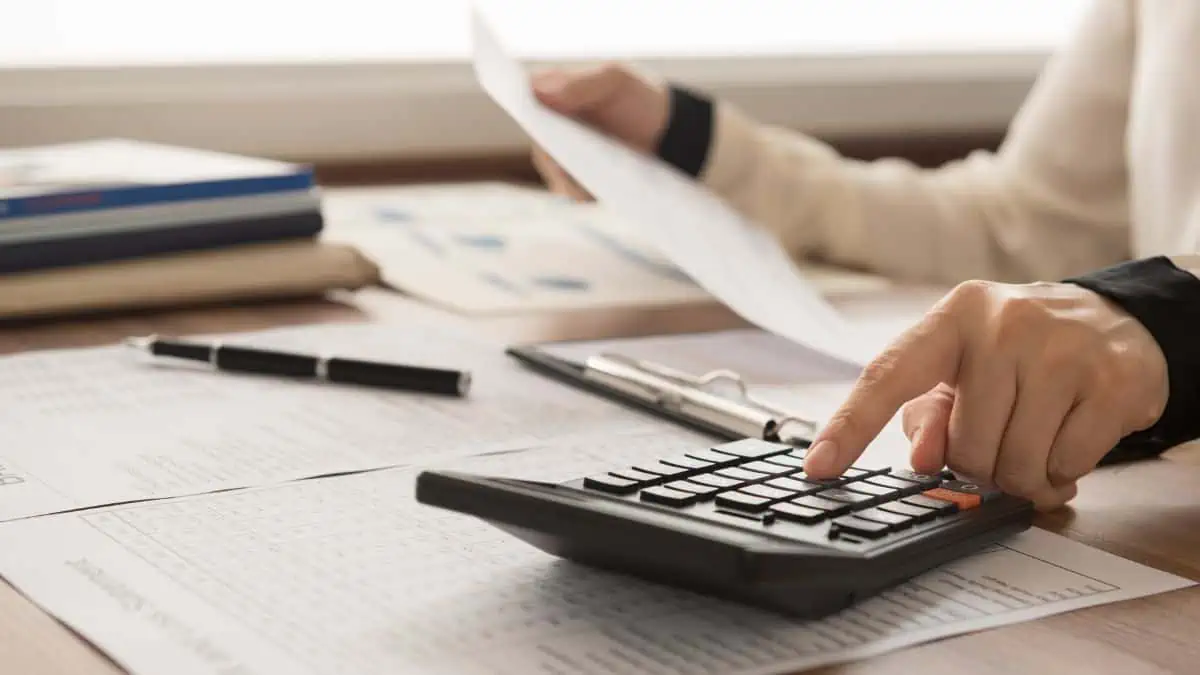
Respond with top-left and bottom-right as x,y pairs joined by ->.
0,437 -> 1189,675
468,7 -> 880,367
0,319 -> 664,522
320,182 -> 712,314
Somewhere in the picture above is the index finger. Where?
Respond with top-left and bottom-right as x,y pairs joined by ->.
803,308 -> 965,478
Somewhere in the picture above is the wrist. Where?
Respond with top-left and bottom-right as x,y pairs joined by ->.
1066,256 -> 1200,460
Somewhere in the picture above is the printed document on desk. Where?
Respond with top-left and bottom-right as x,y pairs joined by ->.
321,182 -> 890,315
0,434 -> 1189,675
470,7 -> 880,367
0,320 -> 665,522
321,182 -> 710,313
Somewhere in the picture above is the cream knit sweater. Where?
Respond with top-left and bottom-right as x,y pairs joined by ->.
696,0 -> 1200,284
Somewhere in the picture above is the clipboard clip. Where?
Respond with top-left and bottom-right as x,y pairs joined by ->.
581,352 -> 818,445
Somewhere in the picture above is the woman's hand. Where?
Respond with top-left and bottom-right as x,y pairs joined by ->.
803,279 -> 1169,510
529,63 -> 671,200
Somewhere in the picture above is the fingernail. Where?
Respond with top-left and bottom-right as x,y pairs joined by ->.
912,425 -> 924,447
805,439 -> 837,475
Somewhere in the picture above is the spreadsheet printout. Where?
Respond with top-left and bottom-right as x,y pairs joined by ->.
0,319 -> 668,522
0,436 -> 1189,675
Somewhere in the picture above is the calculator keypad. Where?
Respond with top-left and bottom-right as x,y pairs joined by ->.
580,438 -> 988,542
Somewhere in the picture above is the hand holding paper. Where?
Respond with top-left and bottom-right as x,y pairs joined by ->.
470,7 -> 879,368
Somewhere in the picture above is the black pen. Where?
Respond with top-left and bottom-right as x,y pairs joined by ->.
123,334 -> 471,396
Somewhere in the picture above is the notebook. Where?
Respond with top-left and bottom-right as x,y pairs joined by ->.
0,238 -> 379,321
0,139 -> 321,273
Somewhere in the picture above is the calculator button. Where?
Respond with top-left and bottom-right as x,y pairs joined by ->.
712,439 -> 791,459
843,481 -> 896,499
640,486 -> 700,507
739,461 -> 797,477
921,486 -> 981,510
864,475 -> 932,492
942,480 -> 1002,501
854,507 -> 915,529
769,502 -> 827,524
716,507 -> 775,525
683,449 -> 744,466
740,484 -> 795,502
792,495 -> 851,514
815,488 -> 875,507
878,501 -> 939,523
714,467 -> 769,483
609,468 -> 665,484
714,491 -> 772,512
633,461 -> 697,480
664,480 -> 722,498
764,476 -> 823,494
891,468 -> 952,484
841,466 -> 890,482
830,516 -> 891,539
764,453 -> 806,469
659,454 -> 715,471
901,494 -> 958,515
688,473 -> 742,489
582,474 -> 640,495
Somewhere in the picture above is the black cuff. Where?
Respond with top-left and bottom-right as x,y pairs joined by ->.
1065,256 -> 1200,463
654,85 -> 714,177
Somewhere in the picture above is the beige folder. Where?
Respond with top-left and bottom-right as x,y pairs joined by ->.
0,239 -> 381,319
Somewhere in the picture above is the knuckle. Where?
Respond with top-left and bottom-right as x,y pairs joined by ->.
992,464 -> 1043,498
942,280 -> 993,314
951,279 -> 993,300
860,357 -> 891,384
994,296 -> 1044,339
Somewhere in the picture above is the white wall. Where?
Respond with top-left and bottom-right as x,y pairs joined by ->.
0,0 -> 1088,161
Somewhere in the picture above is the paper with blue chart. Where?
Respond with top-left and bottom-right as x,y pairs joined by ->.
321,182 -> 888,315
320,182 -> 707,313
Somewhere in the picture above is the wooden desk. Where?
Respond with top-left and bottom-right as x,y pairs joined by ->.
3,287 -> 1199,675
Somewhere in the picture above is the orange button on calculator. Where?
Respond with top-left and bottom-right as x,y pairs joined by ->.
921,480 -> 992,510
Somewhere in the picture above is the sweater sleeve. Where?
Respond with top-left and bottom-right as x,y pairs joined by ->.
1065,256 -> 1200,463
655,0 -> 1138,286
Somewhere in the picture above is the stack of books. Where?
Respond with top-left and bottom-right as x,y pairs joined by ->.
0,139 -> 378,319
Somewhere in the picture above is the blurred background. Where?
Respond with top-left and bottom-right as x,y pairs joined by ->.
0,0 -> 1088,183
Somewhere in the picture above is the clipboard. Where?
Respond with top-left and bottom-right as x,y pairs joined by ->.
506,340 -> 821,447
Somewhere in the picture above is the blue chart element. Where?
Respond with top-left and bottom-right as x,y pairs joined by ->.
533,275 -> 590,292
455,233 -> 507,250
574,222 -> 691,282
374,206 -> 414,224
478,271 -> 524,295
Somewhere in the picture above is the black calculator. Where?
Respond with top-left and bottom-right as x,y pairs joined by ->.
415,438 -> 1033,619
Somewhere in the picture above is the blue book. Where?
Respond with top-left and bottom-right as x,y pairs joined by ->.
0,138 -> 313,220
0,209 -> 324,274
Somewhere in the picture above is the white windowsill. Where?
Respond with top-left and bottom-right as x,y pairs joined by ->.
0,0 -> 1087,162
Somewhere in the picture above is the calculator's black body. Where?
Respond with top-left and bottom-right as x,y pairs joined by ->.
415,440 -> 1034,619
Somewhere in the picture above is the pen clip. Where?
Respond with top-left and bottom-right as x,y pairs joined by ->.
583,353 -> 817,444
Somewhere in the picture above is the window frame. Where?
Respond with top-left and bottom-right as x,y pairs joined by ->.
0,50 -> 1050,163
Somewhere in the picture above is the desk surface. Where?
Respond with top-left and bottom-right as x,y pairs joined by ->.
3,286 -> 1199,675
